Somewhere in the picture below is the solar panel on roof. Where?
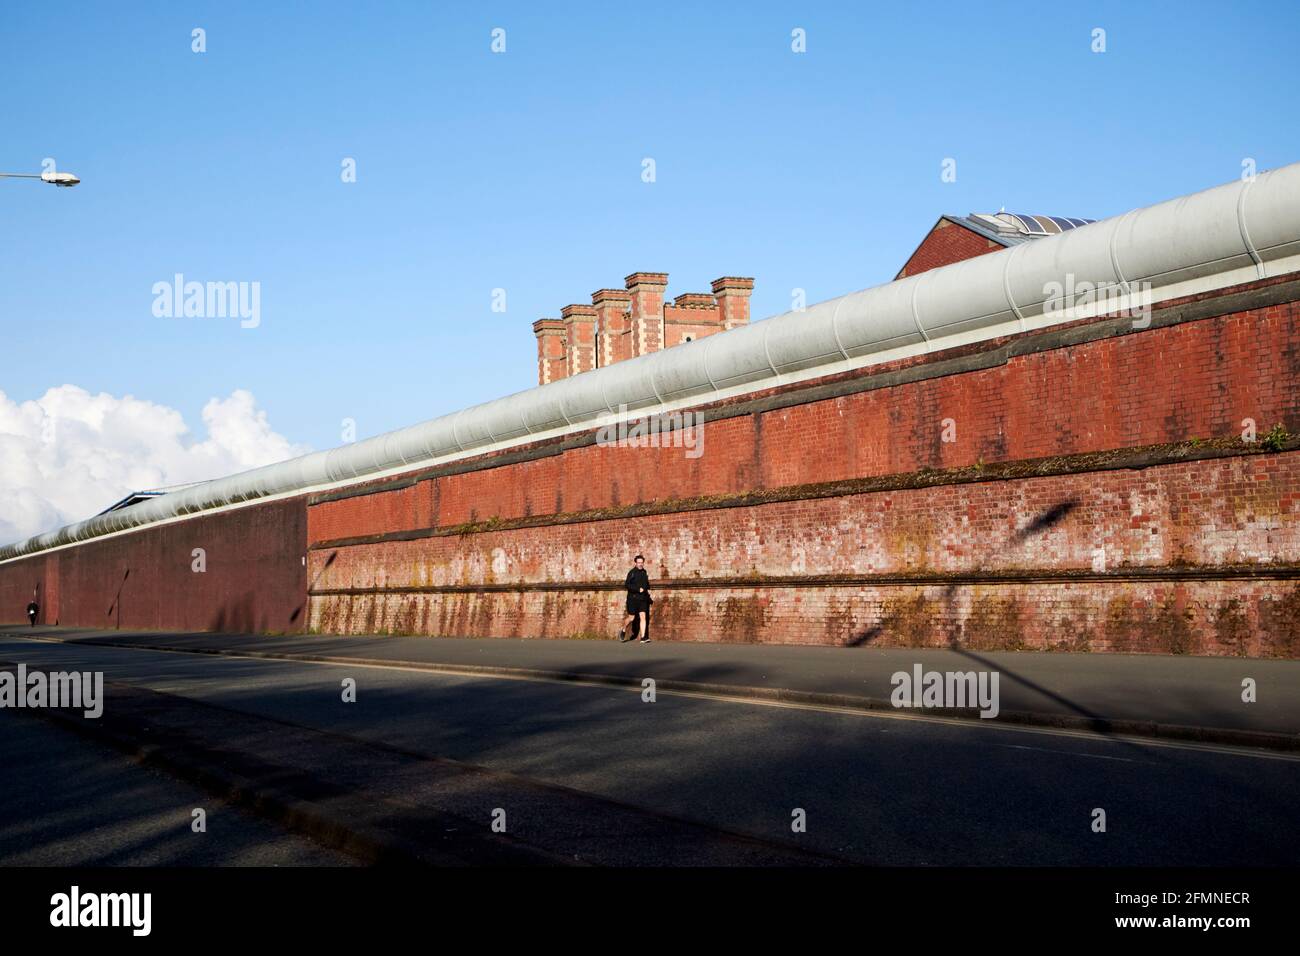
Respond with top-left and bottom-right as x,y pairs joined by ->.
1011,213 -> 1047,234
984,212 -> 1096,238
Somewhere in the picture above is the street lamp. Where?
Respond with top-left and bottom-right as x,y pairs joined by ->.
0,170 -> 80,187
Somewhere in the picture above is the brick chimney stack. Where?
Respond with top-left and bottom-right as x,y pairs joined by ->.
532,318 -> 567,385
626,272 -> 668,357
592,288 -> 632,368
561,304 -> 598,376
532,272 -> 752,384
711,277 -> 755,330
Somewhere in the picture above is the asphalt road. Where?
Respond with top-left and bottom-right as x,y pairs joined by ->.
2,633 -> 1298,866
0,707 -> 354,866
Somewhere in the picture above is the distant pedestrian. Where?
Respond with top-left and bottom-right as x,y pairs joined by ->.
618,554 -> 653,644
26,599 -> 38,626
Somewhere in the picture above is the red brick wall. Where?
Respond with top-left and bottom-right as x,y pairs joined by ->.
0,498 -> 307,633
307,450 -> 1300,656
897,218 -> 1002,278
310,580 -> 1297,657
309,295 -> 1300,543
662,303 -> 723,348
315,453 -> 1300,585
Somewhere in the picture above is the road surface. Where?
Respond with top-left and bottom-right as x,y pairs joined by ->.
1,633 -> 1297,866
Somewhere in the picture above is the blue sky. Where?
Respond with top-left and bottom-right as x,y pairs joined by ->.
2,0 -> 1298,453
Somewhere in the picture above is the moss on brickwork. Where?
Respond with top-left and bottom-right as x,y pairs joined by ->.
1213,598 -> 1251,657
648,594 -> 700,642
305,580 -> 1300,657
718,595 -> 769,643
1259,586 -> 1300,657
1154,596 -> 1199,655
1044,617 -> 1092,653
872,593 -> 935,648
448,515 -> 505,537
362,596 -> 377,635
1102,596 -> 1138,653
959,593 -> 1028,652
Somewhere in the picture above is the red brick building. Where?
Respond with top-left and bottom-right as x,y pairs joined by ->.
533,273 -> 754,385
896,211 -> 1095,279
533,211 -> 1092,386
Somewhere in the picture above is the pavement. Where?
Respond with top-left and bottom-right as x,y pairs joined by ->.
5,625 -> 1299,749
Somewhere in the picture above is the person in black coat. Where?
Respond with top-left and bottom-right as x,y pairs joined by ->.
26,599 -> 39,626
618,554 -> 653,643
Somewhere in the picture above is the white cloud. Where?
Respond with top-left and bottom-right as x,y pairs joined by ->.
0,386 -> 309,546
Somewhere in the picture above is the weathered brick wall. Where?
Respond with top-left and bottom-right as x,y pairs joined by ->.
309,580 -> 1298,657
316,451 -> 1300,585
307,449 -> 1300,656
